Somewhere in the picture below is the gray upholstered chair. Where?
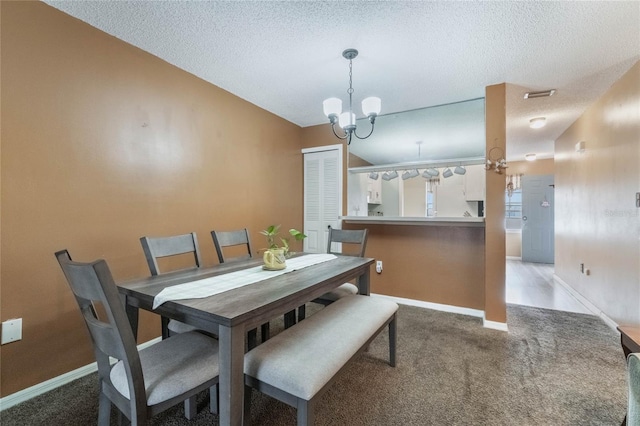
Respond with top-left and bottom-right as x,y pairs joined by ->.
55,250 -> 219,425
211,228 -> 269,347
297,227 -> 369,322
629,353 -> 640,425
140,232 -> 202,338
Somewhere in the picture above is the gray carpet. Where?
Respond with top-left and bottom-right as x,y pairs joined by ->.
1,303 -> 627,425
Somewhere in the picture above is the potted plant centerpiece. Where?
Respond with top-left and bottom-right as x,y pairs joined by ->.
260,225 -> 306,270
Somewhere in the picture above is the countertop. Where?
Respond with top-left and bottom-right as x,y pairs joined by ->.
340,216 -> 485,227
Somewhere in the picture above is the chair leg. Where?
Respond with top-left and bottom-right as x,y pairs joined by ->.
161,316 -> 170,340
98,391 -> 111,426
184,396 -> 197,420
284,310 -> 297,329
210,384 -> 219,415
297,304 -> 306,322
389,314 -> 397,367
244,385 -> 253,426
260,322 -> 270,343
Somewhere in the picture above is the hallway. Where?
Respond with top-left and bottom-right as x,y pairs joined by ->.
506,259 -> 592,314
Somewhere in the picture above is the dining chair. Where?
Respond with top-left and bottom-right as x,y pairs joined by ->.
55,250 -> 219,425
140,232 -> 203,339
211,228 -> 270,347
297,227 -> 369,322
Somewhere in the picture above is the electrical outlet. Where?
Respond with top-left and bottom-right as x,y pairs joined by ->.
376,260 -> 383,274
2,318 -> 23,344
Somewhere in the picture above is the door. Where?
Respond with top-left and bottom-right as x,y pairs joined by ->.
302,145 -> 342,253
521,174 -> 554,263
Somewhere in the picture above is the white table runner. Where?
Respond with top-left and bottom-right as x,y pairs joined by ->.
152,254 -> 338,309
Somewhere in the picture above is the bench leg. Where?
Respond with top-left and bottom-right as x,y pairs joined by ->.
184,396 -> 197,420
389,314 -> 397,367
161,316 -> 170,340
297,398 -> 315,426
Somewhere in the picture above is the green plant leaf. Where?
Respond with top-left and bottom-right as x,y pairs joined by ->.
289,229 -> 307,241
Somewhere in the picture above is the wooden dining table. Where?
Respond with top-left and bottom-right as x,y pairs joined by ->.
117,254 -> 374,426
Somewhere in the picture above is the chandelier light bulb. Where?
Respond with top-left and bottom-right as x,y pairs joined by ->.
338,112 -> 356,129
323,98 -> 342,118
362,97 -> 382,117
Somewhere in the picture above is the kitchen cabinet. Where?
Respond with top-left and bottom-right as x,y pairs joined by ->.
367,176 -> 382,204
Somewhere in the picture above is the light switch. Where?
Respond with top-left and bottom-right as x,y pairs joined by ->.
2,318 -> 23,344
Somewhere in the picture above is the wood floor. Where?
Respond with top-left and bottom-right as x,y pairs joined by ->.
506,259 -> 592,314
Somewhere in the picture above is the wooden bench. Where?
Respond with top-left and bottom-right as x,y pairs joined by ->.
243,294 -> 399,426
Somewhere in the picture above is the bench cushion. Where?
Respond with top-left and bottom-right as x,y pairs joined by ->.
244,295 -> 398,400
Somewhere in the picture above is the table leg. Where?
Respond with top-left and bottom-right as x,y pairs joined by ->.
357,267 -> 371,296
218,324 -> 246,426
122,295 -> 139,341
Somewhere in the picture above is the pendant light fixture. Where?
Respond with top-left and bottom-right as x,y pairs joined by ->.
323,49 -> 381,145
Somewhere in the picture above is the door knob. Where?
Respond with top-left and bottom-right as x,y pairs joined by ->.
522,216 -> 527,221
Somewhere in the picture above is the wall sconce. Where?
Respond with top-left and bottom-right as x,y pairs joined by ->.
486,147 -> 508,174
575,141 -> 586,153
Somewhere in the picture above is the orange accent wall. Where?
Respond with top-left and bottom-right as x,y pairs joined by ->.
555,61 -> 640,327
0,2 -> 303,396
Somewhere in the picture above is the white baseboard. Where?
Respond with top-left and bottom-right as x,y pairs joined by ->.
483,317 -> 509,332
506,256 -> 522,260
552,274 -> 619,331
371,294 -> 509,332
0,337 -> 162,411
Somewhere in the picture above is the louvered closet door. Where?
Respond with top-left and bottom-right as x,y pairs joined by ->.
303,146 -> 342,253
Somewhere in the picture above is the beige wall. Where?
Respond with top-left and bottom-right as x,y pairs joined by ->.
555,61 -> 640,327
508,158 -> 554,175
0,2 -> 304,396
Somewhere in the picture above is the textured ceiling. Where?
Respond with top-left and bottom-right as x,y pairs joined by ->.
44,1 -> 640,161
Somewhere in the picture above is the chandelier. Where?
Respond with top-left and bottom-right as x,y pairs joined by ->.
322,49 -> 381,145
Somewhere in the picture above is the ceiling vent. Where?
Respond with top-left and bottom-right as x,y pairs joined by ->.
524,89 -> 556,99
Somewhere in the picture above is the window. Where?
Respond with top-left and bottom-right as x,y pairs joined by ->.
505,190 -> 522,218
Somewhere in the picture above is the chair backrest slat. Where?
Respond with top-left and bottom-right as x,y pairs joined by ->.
327,228 -> 369,257
55,250 -> 145,403
211,229 -> 253,263
140,232 -> 201,276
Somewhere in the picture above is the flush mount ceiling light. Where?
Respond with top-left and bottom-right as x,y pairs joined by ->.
442,167 -> 454,178
529,117 -> 547,129
525,153 -> 537,161
368,171 -> 379,180
454,165 -> 466,175
381,170 -> 398,181
323,49 -> 381,145
524,89 -> 556,99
